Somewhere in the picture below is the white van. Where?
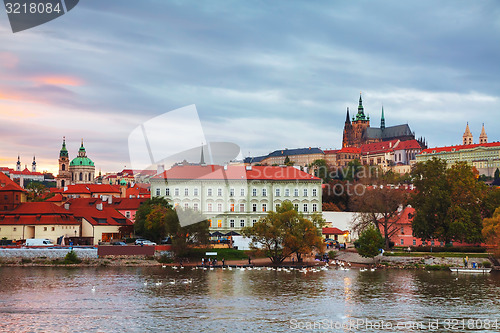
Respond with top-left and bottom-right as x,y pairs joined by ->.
25,238 -> 54,247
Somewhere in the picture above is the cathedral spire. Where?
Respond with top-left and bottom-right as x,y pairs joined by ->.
463,122 -> 473,145
345,107 -> 351,124
32,155 -> 36,172
59,137 -> 68,158
16,155 -> 21,171
381,106 -> 385,130
479,123 -> 488,144
200,144 -> 206,165
355,92 -> 366,121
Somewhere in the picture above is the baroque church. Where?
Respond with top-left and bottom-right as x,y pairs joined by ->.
56,138 -> 96,188
342,94 -> 427,149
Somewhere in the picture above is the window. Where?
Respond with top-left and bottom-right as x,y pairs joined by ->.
194,188 -> 198,196
239,204 -> 245,212
217,220 -> 222,228
193,203 -> 199,211
312,204 -> 317,212
165,188 -> 170,196
218,203 -> 222,212
156,188 -> 160,196
303,204 -> 308,212
125,211 -> 131,218
262,204 -> 267,212
230,188 -> 234,197
294,189 -> 299,197
184,188 -> 189,196
44,227 -> 47,231
276,204 -> 280,211
285,189 -> 290,197
184,203 -> 189,209
262,188 -> 267,197
13,227 -> 17,231
252,203 -> 257,212
400,227 -> 404,234
303,189 -> 308,197
252,189 -> 257,197
240,219 -> 245,227
230,219 -> 235,228
230,203 -> 235,212
174,188 -> 179,196
312,189 -> 317,197
294,204 -> 298,211
51,227 -> 55,231
413,239 -> 416,246
401,239 -> 404,245
275,188 -> 280,197
207,203 -> 213,212
218,188 -> 223,196
252,219 -> 257,226
240,189 -> 245,196
207,188 -> 212,196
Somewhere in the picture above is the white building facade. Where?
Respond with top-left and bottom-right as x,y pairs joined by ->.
150,165 -> 322,232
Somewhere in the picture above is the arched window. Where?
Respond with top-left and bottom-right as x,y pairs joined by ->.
62,164 -> 66,171
80,172 -> 83,181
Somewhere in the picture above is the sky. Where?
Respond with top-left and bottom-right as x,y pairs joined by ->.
0,0 -> 499,174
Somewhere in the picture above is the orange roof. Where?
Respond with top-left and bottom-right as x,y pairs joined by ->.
46,194 -> 64,202
393,139 -> 422,150
361,139 -> 399,154
0,202 -> 79,225
323,149 -> 340,154
322,227 -> 348,235
421,141 -> 500,154
0,172 -> 26,192
61,184 -> 121,194
68,200 -> 133,226
10,168 -> 44,176
338,147 -> 361,154
153,165 -> 320,181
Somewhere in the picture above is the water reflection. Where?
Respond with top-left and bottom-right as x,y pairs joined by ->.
1,267 -> 500,332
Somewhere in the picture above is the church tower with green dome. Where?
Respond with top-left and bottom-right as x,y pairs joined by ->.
68,139 -> 95,185
56,137 -> 71,188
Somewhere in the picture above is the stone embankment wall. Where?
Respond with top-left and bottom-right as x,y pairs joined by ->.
381,256 -> 484,266
0,248 -> 98,259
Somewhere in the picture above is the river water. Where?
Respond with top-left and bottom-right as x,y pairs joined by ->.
1,266 -> 499,332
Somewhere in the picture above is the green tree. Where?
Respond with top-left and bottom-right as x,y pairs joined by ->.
343,159 -> 363,181
25,182 -> 47,202
411,159 -> 486,243
482,207 -> 500,257
310,159 -> 330,183
134,197 -> 172,242
493,168 -> 500,186
284,156 -> 294,166
357,225 -> 384,258
242,201 -> 324,264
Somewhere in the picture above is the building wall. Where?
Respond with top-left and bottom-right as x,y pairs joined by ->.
0,224 -> 80,242
151,178 -> 322,232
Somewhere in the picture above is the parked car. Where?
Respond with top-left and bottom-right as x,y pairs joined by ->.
111,241 -> 127,246
25,238 -> 54,246
135,239 -> 156,246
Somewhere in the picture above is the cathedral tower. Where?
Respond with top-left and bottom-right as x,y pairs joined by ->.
56,137 -> 71,188
479,123 -> 488,144
463,123 -> 473,145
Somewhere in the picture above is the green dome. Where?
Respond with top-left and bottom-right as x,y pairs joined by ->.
70,156 -> 95,166
120,178 -> 127,185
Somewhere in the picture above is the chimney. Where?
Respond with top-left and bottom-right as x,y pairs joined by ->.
64,203 -> 70,210
108,196 -> 112,204
96,203 -> 103,211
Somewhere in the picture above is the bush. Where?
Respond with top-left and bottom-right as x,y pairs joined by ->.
157,254 -> 173,264
63,250 -> 82,264
327,250 -> 337,259
21,258 -> 32,264
483,260 -> 492,268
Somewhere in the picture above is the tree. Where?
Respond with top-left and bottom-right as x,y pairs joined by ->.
242,201 -> 324,264
482,207 -> 500,256
493,168 -> 500,186
134,197 -> 209,254
310,159 -> 330,183
284,156 -> 294,166
25,182 -> 47,202
357,225 -> 384,258
411,159 -> 486,244
351,187 -> 409,249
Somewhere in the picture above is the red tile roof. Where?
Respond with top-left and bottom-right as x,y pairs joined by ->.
324,149 -> 340,154
107,198 -> 147,210
10,168 -> 44,176
58,184 -> 121,195
421,141 -> 500,154
0,202 -> 79,225
153,165 -> 320,181
361,139 -> 399,154
65,198 -> 134,226
0,172 -> 26,192
338,147 -> 361,154
46,194 -> 64,202
393,139 -> 422,150
322,227 -> 348,235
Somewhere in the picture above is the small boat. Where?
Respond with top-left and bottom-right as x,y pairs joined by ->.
449,267 -> 492,273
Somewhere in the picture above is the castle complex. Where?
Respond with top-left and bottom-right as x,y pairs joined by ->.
342,94 -> 426,149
